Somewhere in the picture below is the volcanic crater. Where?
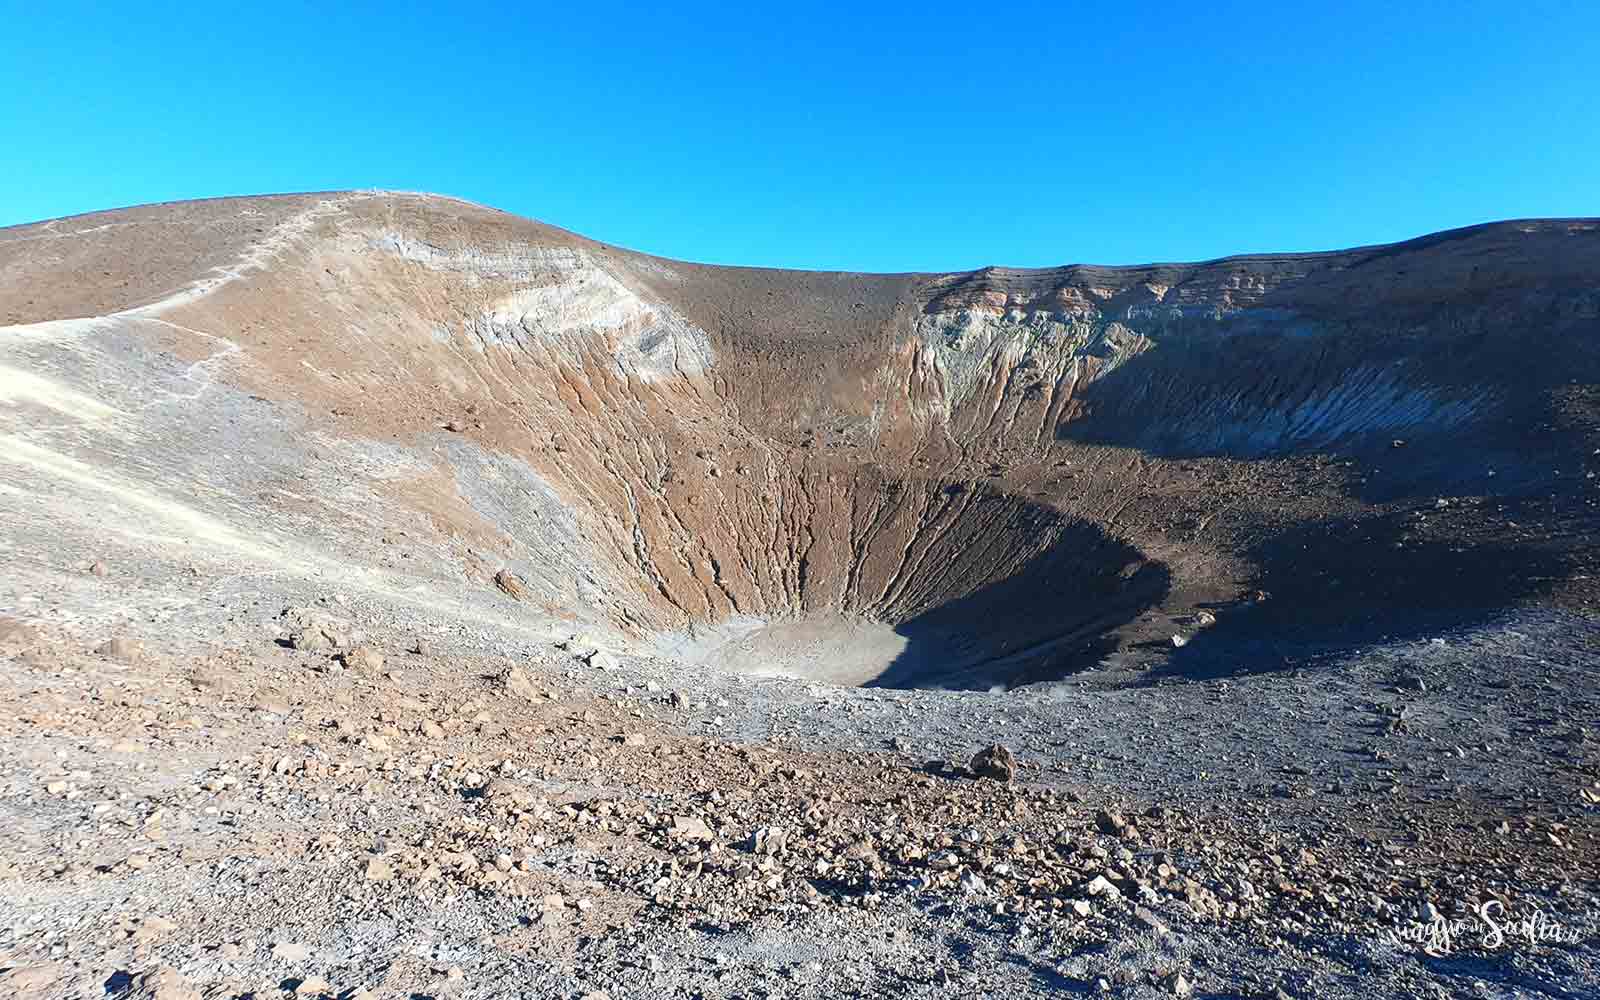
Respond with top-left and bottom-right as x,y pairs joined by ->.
2,193 -> 1597,689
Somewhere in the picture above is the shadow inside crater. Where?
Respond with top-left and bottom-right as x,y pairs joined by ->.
1048,312 -> 1599,490
1139,510 -> 1578,682
1052,321 -> 1502,461
865,514 -> 1170,690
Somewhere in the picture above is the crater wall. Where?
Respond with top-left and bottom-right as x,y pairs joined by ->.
2,194 -> 1595,687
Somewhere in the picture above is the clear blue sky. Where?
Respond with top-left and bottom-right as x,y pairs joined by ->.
2,1 -> 1596,271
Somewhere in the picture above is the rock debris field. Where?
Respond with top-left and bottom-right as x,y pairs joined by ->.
1,193 -> 1598,998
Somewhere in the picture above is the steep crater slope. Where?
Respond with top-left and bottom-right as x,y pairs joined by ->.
1,194 -> 1597,688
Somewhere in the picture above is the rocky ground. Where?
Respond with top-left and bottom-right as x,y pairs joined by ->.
0,581 -> 1596,999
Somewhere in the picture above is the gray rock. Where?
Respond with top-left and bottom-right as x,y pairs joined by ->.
752,825 -> 788,856
670,815 -> 715,842
1085,874 -> 1121,899
271,941 -> 312,962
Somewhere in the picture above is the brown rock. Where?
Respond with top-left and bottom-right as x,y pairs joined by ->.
281,607 -> 353,650
1134,905 -> 1170,935
341,644 -> 384,672
293,626 -> 348,651
0,617 -> 41,654
97,636 -> 144,661
969,743 -> 1017,782
126,966 -> 201,1000
499,665 -> 540,700
132,914 -> 179,945
1096,809 -> 1128,835
290,628 -> 335,651
494,569 -> 530,600
485,777 -> 537,809
2,963 -> 63,995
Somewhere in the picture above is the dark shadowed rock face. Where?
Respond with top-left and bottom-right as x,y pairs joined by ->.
2,195 -> 1596,687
